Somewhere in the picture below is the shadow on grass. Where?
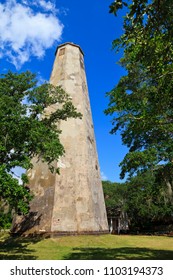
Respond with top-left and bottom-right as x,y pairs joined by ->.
64,247 -> 173,260
0,234 -> 42,260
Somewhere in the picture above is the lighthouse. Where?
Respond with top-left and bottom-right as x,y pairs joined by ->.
12,42 -> 108,235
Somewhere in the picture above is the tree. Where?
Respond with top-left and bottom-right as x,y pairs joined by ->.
125,172 -> 173,231
0,71 -> 81,227
103,174 -> 173,232
105,0 -> 173,197
102,180 -> 127,217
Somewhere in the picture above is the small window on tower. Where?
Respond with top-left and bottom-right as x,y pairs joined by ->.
80,59 -> 84,69
59,48 -> 65,56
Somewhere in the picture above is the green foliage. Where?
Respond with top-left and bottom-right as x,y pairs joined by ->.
0,165 -> 32,216
126,172 -> 173,230
102,180 -> 127,216
103,173 -> 173,231
0,71 -> 82,228
0,211 -> 12,230
109,1 -> 127,15
106,1 -> 173,184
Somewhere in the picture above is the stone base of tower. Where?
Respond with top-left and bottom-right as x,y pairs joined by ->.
11,229 -> 109,238
11,215 -> 109,237
11,212 -> 109,237
11,158 -> 109,237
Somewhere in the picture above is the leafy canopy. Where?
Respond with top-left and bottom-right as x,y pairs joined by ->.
103,173 -> 173,231
102,180 -> 127,217
105,1 -> 173,181
0,71 -> 81,225
126,172 -> 173,230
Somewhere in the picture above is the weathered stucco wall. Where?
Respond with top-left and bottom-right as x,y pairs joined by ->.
12,43 -> 108,235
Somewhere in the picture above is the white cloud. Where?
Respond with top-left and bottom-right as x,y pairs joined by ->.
36,0 -> 56,12
101,171 -> 108,181
0,0 -> 63,68
36,72 -> 48,86
11,167 -> 25,185
21,0 -> 57,13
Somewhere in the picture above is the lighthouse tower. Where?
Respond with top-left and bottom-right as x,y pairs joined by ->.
12,43 -> 108,235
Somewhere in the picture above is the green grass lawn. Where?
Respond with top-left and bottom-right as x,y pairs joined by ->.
0,233 -> 173,260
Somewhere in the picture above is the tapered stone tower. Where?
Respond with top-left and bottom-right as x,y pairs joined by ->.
12,42 -> 108,235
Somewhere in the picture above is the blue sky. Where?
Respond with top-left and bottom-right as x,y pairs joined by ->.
0,0 -> 128,182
